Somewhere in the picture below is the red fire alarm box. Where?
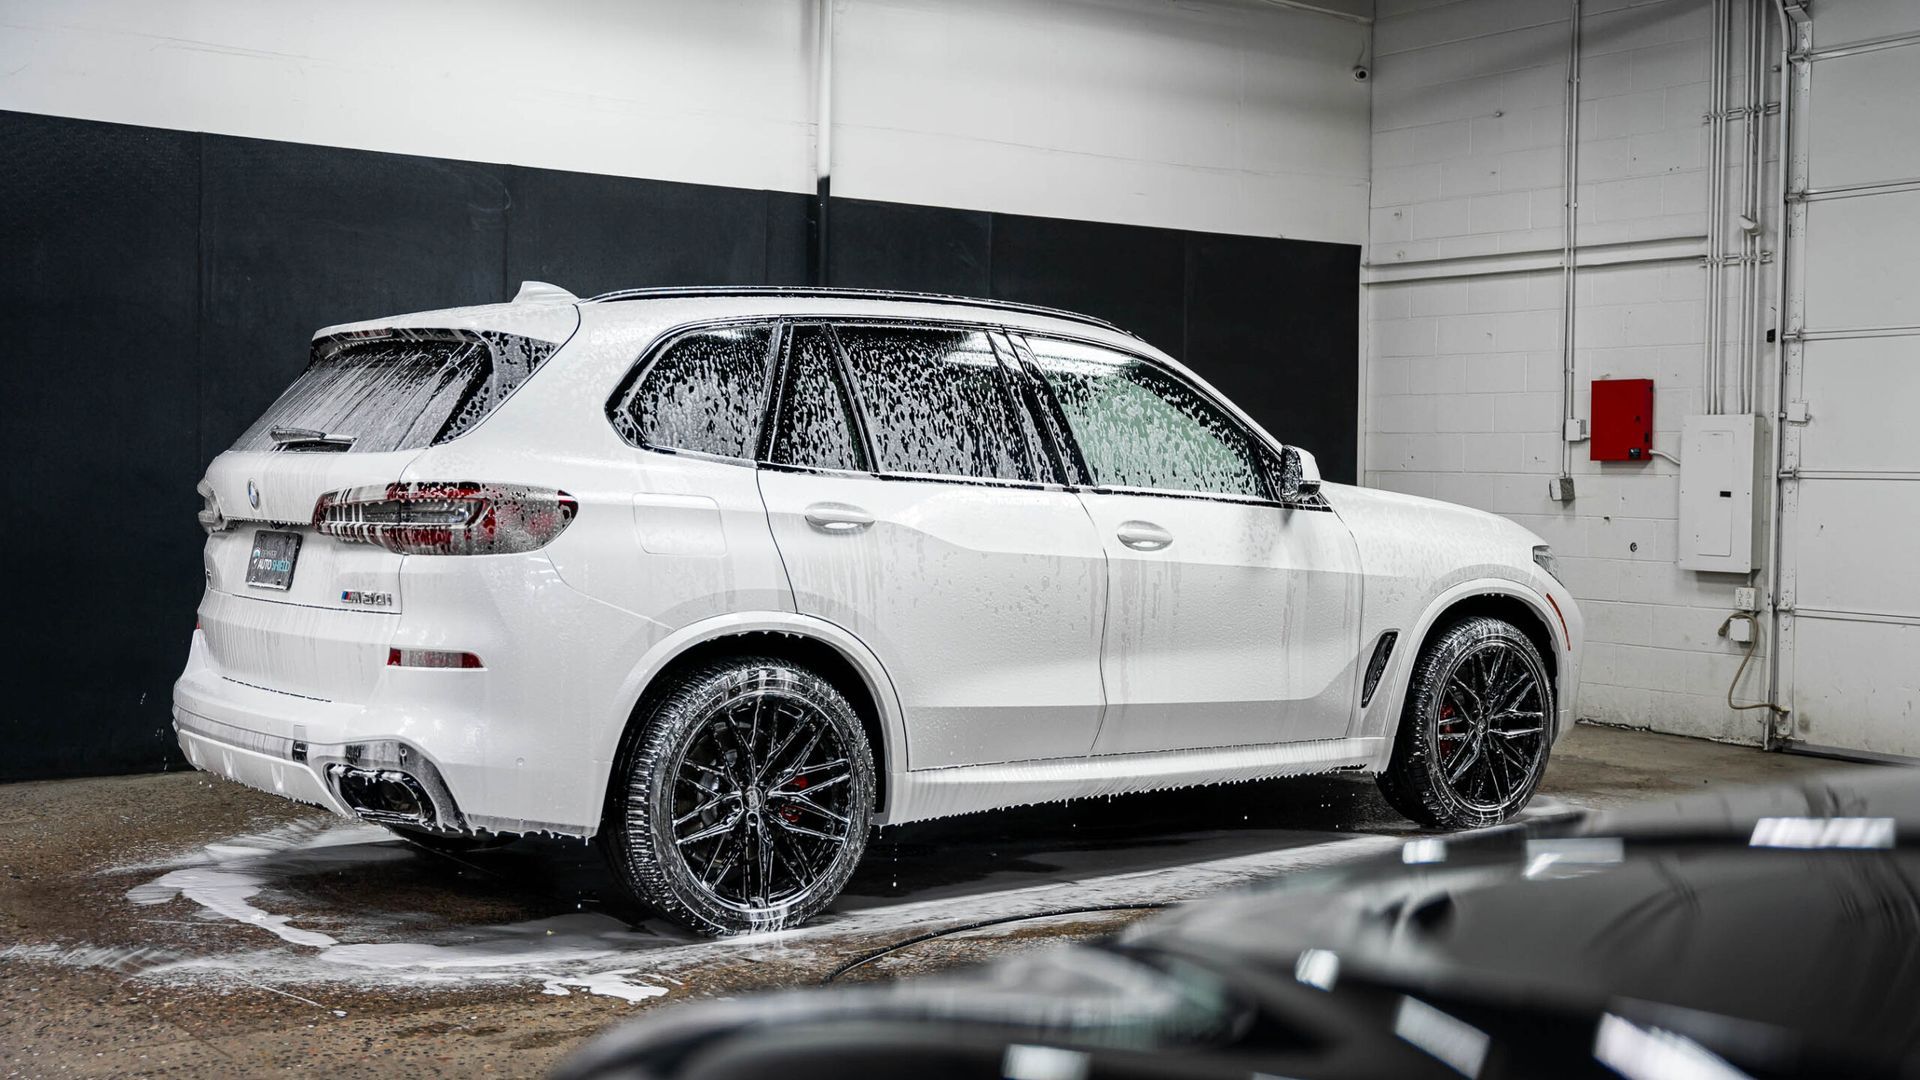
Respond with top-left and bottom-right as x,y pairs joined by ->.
1591,378 -> 1654,461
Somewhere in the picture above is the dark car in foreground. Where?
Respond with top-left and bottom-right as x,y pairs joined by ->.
556,767 -> 1920,1079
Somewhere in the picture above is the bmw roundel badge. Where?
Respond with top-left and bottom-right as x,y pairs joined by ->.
247,479 -> 260,509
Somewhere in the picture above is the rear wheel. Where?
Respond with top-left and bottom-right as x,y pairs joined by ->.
605,657 -> 875,936
1378,616 -> 1554,830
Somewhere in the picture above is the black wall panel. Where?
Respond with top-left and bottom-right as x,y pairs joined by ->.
0,109 -> 1358,781
0,113 -> 203,781
988,214 -> 1188,356
198,137 -> 512,456
504,166 -> 785,298
1184,233 -> 1359,484
828,199 -> 992,297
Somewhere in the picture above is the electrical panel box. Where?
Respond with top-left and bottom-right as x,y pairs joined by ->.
1678,414 -> 1763,573
1591,378 -> 1654,461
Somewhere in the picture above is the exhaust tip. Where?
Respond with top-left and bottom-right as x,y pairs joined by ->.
329,765 -> 433,825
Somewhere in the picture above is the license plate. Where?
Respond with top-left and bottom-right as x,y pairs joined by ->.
246,530 -> 302,590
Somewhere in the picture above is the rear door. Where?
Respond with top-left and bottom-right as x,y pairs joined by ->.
756,322 -> 1108,769
1016,334 -> 1363,756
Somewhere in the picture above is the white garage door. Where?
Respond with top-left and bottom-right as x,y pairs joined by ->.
1782,0 -> 1920,757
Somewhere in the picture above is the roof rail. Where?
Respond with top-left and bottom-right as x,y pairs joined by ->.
582,285 -> 1135,338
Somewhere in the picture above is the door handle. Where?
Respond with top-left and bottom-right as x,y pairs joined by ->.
1116,520 -> 1173,551
804,502 -> 875,533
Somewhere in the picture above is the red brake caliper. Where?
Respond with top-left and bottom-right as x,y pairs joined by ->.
780,774 -> 807,823
1438,703 -> 1458,760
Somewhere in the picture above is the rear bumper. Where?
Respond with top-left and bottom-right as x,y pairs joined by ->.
174,710 -> 350,817
172,623 -> 599,836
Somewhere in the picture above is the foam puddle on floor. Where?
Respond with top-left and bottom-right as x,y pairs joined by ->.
78,801 -> 1536,1006
117,819 -> 676,1004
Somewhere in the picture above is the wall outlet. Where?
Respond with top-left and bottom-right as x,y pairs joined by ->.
1564,417 -> 1588,442
1727,615 -> 1756,644
1734,586 -> 1758,611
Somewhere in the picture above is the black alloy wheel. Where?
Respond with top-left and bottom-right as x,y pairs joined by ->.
1378,616 -> 1554,830
606,657 -> 875,935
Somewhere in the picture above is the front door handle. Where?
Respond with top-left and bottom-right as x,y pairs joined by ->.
804,502 -> 875,533
1116,520 -> 1173,551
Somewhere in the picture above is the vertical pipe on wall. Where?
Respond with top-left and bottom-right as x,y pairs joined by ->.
1740,0 -> 1764,414
1703,0 -> 1724,414
810,0 -> 835,286
1558,0 -> 1582,485
1762,0 -> 1803,741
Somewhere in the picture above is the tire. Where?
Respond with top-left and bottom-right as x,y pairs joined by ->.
1377,616 -> 1554,830
604,657 -> 875,936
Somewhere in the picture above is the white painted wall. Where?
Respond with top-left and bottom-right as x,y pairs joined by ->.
0,0 -> 1371,244
832,0 -> 1371,240
1364,0 -> 1785,743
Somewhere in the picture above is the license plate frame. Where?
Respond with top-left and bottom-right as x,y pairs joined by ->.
245,529 -> 303,591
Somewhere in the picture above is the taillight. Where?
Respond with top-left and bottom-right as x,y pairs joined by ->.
313,482 -> 577,555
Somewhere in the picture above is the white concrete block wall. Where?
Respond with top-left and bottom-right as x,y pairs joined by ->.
0,0 -> 1372,244
1367,0 -> 1778,743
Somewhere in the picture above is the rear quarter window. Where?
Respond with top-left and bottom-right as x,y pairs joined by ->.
609,324 -> 777,459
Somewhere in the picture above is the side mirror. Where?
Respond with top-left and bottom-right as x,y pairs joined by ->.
1278,446 -> 1322,500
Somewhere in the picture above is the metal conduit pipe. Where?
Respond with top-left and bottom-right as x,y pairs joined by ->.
1741,0 -> 1766,414
1703,0 -> 1724,413
1557,0 -> 1583,490
810,0 -> 835,286
1762,0 -> 1805,740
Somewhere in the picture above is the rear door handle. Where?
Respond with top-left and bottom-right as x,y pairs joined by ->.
804,502 -> 875,533
1116,520 -> 1173,551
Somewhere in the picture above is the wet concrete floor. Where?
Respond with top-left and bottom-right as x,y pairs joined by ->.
0,723 -> 1860,1077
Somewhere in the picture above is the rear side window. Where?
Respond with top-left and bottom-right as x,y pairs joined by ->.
231,331 -> 559,454
768,325 -> 865,472
610,324 -> 776,458
837,326 -> 1033,482
1025,337 -> 1267,499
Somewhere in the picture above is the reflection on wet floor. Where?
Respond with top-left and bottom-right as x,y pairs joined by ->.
284,771 -> 1412,925
0,769 -> 1466,1012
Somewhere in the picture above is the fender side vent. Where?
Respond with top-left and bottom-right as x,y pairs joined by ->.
1361,631 -> 1398,708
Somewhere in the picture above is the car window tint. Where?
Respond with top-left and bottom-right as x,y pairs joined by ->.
1026,337 -> 1266,498
768,324 -> 865,472
837,326 -> 1032,482
613,324 -> 774,457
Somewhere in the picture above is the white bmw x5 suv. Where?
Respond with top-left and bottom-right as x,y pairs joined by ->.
176,284 -> 1583,935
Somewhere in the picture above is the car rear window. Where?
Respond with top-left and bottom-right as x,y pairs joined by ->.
231,330 -> 559,453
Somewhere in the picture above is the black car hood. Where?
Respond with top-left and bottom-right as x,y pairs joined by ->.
1135,768 -> 1920,1061
558,767 -> 1920,1079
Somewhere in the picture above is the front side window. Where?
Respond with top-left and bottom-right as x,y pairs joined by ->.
837,325 -> 1033,482
611,324 -> 775,458
1024,337 -> 1267,499
767,324 -> 865,472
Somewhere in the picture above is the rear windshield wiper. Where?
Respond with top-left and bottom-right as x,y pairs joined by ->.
269,425 -> 357,450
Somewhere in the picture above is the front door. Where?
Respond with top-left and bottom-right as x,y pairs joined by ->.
757,322 -> 1108,769
1017,334 -> 1363,755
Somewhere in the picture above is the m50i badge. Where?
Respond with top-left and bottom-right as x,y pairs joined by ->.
340,590 -> 395,608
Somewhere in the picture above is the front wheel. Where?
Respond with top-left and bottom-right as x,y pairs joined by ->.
1377,616 -> 1554,829
605,657 -> 875,936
